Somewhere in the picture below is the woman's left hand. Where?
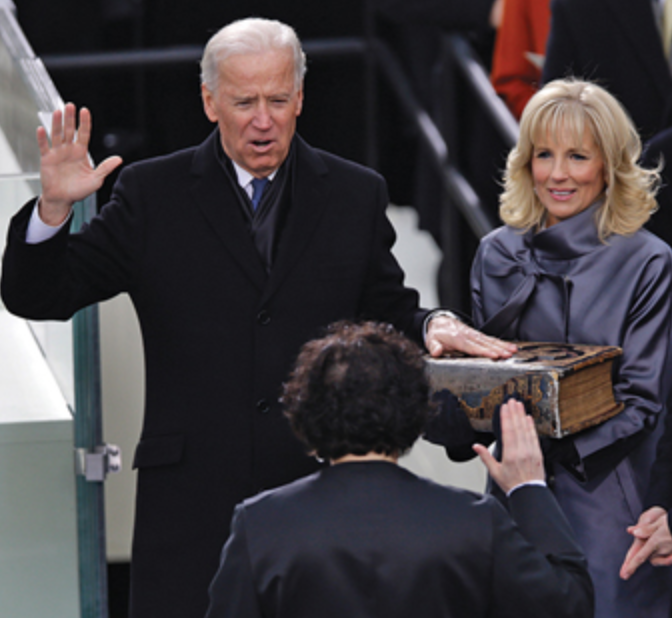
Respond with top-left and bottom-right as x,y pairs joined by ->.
620,507 -> 672,580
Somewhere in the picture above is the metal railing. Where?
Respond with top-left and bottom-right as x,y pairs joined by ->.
371,37 -> 497,240
41,37 -> 367,70
366,23 -> 519,308
442,34 -> 519,149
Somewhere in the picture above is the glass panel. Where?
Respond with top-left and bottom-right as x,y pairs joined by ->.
0,2 -> 107,617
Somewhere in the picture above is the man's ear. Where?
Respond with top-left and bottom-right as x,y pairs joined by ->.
295,86 -> 304,117
201,84 -> 218,123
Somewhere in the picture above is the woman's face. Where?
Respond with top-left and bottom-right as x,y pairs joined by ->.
531,125 -> 606,227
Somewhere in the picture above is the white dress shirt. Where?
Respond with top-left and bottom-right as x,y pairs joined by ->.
25,160 -> 279,244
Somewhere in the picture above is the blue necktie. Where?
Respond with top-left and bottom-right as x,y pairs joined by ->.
250,177 -> 269,210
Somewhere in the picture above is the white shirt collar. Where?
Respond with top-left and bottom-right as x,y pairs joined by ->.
231,160 -> 278,192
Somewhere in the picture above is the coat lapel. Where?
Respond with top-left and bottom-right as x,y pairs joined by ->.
261,136 -> 330,303
190,131 -> 267,291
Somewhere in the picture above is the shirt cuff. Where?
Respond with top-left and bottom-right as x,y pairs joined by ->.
26,199 -> 71,244
507,479 -> 547,498
422,309 -> 459,346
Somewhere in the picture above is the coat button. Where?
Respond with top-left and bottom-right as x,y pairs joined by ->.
257,310 -> 271,325
256,399 -> 270,414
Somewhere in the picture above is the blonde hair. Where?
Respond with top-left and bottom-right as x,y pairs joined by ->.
500,79 -> 660,239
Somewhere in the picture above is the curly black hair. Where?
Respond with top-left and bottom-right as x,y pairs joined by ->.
282,321 -> 435,461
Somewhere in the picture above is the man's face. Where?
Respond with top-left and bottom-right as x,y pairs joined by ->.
202,49 -> 303,178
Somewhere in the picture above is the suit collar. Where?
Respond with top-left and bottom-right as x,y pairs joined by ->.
319,460 -> 419,483
190,130 -> 268,291
231,160 -> 280,191
189,131 -> 331,297
262,135 -> 330,302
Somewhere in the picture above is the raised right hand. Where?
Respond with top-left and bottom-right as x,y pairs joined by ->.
473,400 -> 544,494
37,103 -> 123,226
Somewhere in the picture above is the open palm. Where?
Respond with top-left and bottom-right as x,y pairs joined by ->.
37,103 -> 122,224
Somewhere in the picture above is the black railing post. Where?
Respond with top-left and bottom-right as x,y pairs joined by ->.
431,39 -> 463,310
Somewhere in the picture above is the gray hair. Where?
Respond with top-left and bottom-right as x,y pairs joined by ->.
200,18 -> 306,92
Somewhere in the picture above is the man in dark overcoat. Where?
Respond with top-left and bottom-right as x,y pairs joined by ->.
0,17 -> 514,618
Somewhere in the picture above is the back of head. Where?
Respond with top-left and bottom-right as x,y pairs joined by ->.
501,78 -> 658,237
200,17 -> 306,93
282,321 -> 434,461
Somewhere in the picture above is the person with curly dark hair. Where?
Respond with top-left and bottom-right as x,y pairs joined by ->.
282,320 -> 432,461
205,321 -> 593,618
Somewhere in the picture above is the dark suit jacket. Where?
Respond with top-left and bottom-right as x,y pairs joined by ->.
205,461 -> 593,618
542,0 -> 672,141
0,131 -> 429,618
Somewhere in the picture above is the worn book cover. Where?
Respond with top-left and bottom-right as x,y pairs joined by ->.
425,342 -> 624,438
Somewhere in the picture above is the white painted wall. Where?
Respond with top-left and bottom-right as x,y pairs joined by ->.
0,311 -> 79,618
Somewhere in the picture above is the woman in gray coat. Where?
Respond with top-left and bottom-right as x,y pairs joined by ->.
470,79 -> 672,618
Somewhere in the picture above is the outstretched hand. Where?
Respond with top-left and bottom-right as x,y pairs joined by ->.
425,314 -> 517,360
473,400 -> 544,494
37,103 -> 122,226
620,507 -> 672,580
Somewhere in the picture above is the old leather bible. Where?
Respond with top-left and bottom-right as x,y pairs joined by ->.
425,342 -> 624,438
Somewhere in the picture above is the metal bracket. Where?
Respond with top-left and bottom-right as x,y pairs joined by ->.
75,444 -> 122,482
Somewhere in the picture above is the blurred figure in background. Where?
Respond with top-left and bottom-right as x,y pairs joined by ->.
490,0 -> 551,119
541,0 -> 672,246
640,127 -> 672,247
542,0 -> 672,142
